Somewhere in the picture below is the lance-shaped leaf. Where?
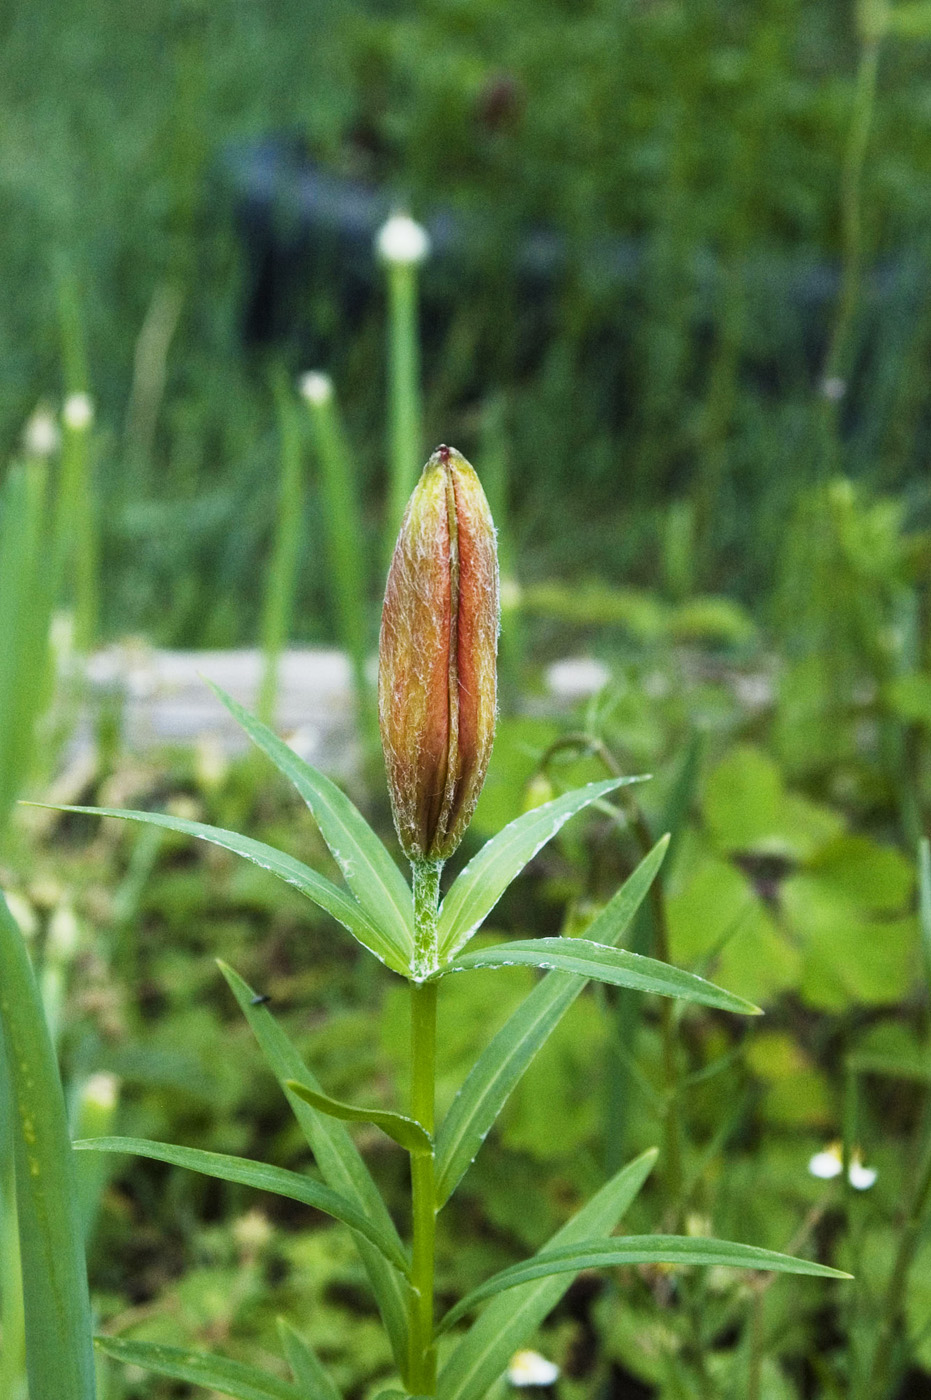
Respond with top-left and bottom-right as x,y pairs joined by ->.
437,1149 -> 657,1400
94,1337 -> 304,1400
434,836 -> 669,1207
0,892 -> 97,1400
220,963 -> 411,1377
208,682 -> 414,967
285,1083 -> 432,1156
44,806 -> 409,975
440,939 -> 761,1015
74,1137 -> 410,1275
437,1235 -> 851,1334
436,777 -> 644,962
277,1319 -> 342,1400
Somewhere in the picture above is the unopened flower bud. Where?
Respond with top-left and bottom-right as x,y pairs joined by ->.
379,445 -> 498,863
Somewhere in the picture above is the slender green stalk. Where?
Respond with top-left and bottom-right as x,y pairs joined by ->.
385,260 -> 423,568
258,376 -> 305,728
301,376 -> 368,699
410,863 -> 440,1392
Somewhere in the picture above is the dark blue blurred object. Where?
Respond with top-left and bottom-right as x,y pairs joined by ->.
219,138 -> 922,397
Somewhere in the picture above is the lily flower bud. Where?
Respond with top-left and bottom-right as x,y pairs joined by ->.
379,445 -> 498,863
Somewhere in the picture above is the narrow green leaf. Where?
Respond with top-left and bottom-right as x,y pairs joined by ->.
208,683 -> 414,967
438,1235 -> 851,1333
437,1149 -> 657,1400
74,1136 -> 409,1275
919,838 -> 931,994
220,962 -> 410,1377
285,1082 -> 432,1156
94,1337 -> 304,1400
41,805 -> 408,975
434,837 -> 669,1207
437,777 -> 646,962
276,1319 -> 342,1400
0,891 -> 96,1400
441,938 -> 761,1015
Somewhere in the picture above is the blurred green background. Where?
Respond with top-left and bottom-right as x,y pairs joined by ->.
5,0 -> 931,645
5,2 -> 931,1397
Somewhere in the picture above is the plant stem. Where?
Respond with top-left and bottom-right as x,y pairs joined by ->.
385,261 -> 423,571
409,863 -> 440,1392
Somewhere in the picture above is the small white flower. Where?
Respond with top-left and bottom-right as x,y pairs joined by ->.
808,1143 -> 844,1180
808,1142 -> 877,1190
507,1350 -> 560,1388
545,656 -> 611,701
375,213 -> 431,267
63,391 -> 95,431
298,371 -> 333,406
820,375 -> 846,402
23,406 -> 61,457
81,1072 -> 120,1112
848,1152 -> 878,1191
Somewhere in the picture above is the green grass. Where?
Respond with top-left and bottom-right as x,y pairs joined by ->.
3,0 -> 931,644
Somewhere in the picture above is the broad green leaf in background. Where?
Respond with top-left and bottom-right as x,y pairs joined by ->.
220,963 -> 411,1377
74,1137 -> 410,1275
703,746 -> 842,860
667,856 -> 800,1004
436,777 -> 644,962
436,1148 -> 657,1400
438,1236 -> 850,1332
285,1082 -> 432,1156
434,836 -> 670,1206
0,892 -> 96,1400
441,938 -> 761,1015
277,1319 -> 342,1400
94,1337 -> 304,1400
45,806 -> 409,975
209,683 -> 414,965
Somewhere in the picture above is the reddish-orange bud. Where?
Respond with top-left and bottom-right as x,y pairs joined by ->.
378,445 -> 499,863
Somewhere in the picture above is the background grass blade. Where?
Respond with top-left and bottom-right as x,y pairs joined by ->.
285,1082 -> 432,1155
0,891 -> 96,1400
208,682 -> 414,964
94,1337 -> 305,1400
434,837 -> 670,1207
919,837 -> 931,991
442,938 -> 761,1014
438,1235 -> 851,1333
74,1136 -> 410,1275
437,777 -> 644,961
220,962 -> 411,1377
277,1318 -> 342,1400
44,805 -> 409,974
436,1149 -> 657,1400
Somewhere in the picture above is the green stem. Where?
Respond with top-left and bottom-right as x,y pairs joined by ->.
385,261 -> 423,571
409,862 -> 439,1393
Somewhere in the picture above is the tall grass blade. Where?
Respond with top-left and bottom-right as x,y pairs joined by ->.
0,892 -> 96,1400
259,375 -> 305,727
